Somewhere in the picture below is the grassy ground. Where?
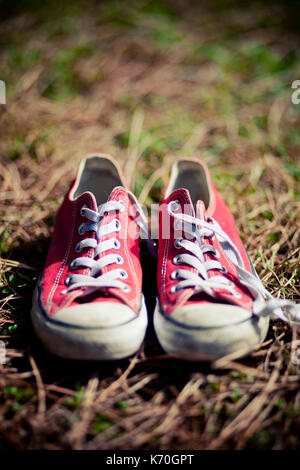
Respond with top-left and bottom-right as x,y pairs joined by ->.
0,0 -> 300,450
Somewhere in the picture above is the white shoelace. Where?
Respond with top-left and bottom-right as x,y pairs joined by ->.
168,201 -> 300,326
63,191 -> 152,296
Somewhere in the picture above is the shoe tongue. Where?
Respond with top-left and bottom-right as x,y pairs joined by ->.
107,186 -> 127,203
78,191 -> 98,210
168,189 -> 208,221
196,200 -> 207,221
79,186 -> 127,211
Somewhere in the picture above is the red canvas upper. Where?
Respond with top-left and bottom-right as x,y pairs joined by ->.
40,184 -> 142,317
157,158 -> 254,316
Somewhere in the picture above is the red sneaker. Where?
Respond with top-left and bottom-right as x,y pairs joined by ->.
155,157 -> 300,358
31,155 -> 148,360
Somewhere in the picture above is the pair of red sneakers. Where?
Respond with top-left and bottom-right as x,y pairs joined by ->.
31,155 -> 299,360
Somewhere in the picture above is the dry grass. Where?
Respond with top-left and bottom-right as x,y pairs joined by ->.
0,0 -> 299,449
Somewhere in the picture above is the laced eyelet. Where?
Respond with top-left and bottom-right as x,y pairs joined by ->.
220,266 -> 227,274
80,205 -> 87,217
69,260 -> 77,270
170,270 -> 180,280
75,242 -> 81,253
173,254 -> 181,265
114,239 -> 121,249
65,276 -> 72,286
61,289 -> 68,295
170,285 -> 181,294
174,238 -> 182,249
118,200 -> 125,212
78,223 -> 85,235
123,285 -> 131,293
116,255 -> 124,265
213,249 -> 220,259
115,219 -> 121,232
207,216 -> 213,223
170,200 -> 181,211
120,270 -> 128,279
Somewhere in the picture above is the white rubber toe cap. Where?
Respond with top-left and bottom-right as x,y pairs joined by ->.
52,302 -> 136,328
154,302 -> 269,358
170,303 -> 253,328
31,288 -> 148,360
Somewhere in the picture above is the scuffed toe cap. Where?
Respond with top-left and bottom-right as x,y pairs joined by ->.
170,303 -> 253,328
52,302 -> 136,328
155,303 -> 270,358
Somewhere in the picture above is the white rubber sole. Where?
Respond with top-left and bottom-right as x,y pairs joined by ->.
31,288 -> 148,360
154,302 -> 269,359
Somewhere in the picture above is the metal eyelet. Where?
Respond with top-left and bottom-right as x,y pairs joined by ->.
220,266 -> 227,274
114,239 -> 121,249
65,276 -> 72,286
170,200 -> 181,211
69,260 -> 77,269
115,219 -> 121,231
80,205 -> 87,217
61,289 -> 68,295
170,270 -> 179,280
74,242 -> 81,253
174,238 -> 182,249
119,200 -> 125,212
123,285 -> 131,293
120,270 -> 128,279
78,223 -> 85,235
170,285 -> 180,294
116,255 -> 124,265
173,255 -> 181,265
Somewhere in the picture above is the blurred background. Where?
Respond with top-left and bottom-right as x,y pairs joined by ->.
1,0 -> 300,198
0,0 -> 299,450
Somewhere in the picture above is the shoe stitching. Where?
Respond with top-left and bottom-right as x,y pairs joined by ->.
47,201 -> 77,310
